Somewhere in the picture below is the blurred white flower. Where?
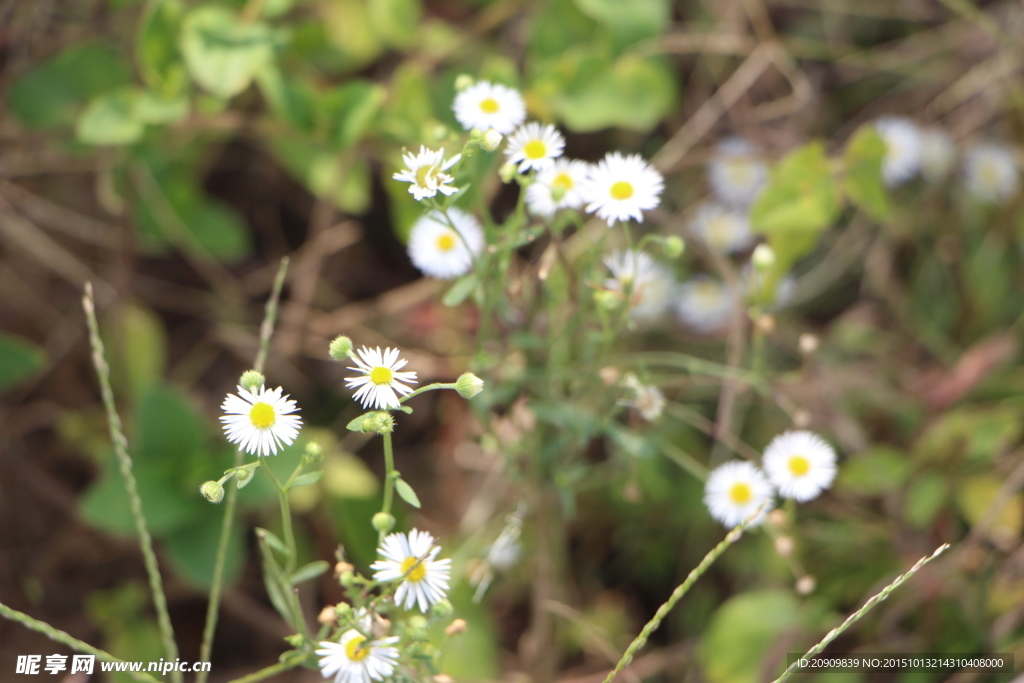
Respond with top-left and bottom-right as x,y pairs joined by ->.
453,81 -> 526,134
676,276 -> 737,333
408,208 -> 484,279
526,158 -> 590,217
603,249 -> 675,325
918,127 -> 956,183
763,430 -> 837,502
963,143 -> 1020,204
874,117 -> 922,187
704,461 -> 774,528
707,137 -> 768,207
691,201 -> 753,254
505,122 -> 565,173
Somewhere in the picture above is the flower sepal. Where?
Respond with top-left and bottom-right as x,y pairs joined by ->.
346,411 -> 395,434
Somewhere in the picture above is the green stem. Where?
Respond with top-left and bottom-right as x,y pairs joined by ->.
602,517 -> 754,683
198,257 -> 289,683
82,284 -> 181,683
259,456 -> 297,573
771,543 -> 950,683
380,432 -> 397,543
399,382 -> 456,403
0,602 -> 162,683
224,661 -> 297,683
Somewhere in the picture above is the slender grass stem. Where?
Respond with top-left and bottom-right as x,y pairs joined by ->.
198,257 -> 289,683
771,543 -> 950,683
82,283 -> 181,683
0,602 -> 162,683
224,661 -> 296,683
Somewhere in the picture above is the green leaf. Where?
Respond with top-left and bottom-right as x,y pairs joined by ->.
323,80 -> 386,149
836,447 -> 910,496
108,304 -> 167,398
0,333 -> 46,392
8,43 -> 132,129
395,477 -> 421,508
179,5 -> 275,99
290,560 -> 330,585
903,472 -> 949,529
751,142 -> 840,237
442,274 -> 479,307
76,90 -> 145,146
138,0 -> 188,96
572,0 -> 669,50
956,474 -> 1023,548
367,0 -> 421,48
164,513 -> 244,588
843,126 -> 891,221
256,527 -> 289,556
256,64 -> 317,132
291,470 -> 323,488
134,91 -> 189,124
135,385 -> 204,463
268,138 -> 370,212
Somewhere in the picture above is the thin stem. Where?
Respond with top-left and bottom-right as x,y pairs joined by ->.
259,456 -> 297,573
0,602 -> 162,683
771,543 -> 950,683
82,284 -> 181,683
224,661 -> 297,683
602,516 -> 756,683
380,432 -> 397,543
198,256 -> 289,683
399,382 -> 456,403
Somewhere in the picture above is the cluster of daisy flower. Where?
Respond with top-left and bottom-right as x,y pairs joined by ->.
873,116 -> 1021,203
703,430 -> 837,528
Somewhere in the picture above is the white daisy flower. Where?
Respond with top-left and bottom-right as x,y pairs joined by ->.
622,373 -> 665,421
504,122 -> 565,173
486,530 -> 522,571
707,137 -> 768,207
603,249 -> 675,325
345,347 -> 418,410
407,208 -> 484,279
762,430 -> 837,502
392,146 -> 461,201
874,117 -> 922,187
704,460 -> 774,528
371,529 -> 452,613
963,143 -> 1020,204
691,201 -> 754,254
918,127 -> 956,184
316,629 -> 399,683
452,80 -> 526,135
220,385 -> 301,457
581,152 -> 664,226
676,276 -> 737,334
526,158 -> 590,217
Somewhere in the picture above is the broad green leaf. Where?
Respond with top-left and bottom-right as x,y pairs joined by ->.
572,0 -> 669,50
78,457 -> 200,536
268,138 -> 370,212
76,90 -> 145,146
135,385 -> 205,463
256,64 -> 317,132
381,62 -> 434,142
528,0 -> 596,61
0,333 -> 46,392
442,274 -> 478,307
322,0 -> 384,70
367,0 -> 421,48
323,80 -> 386,149
179,5 -> 275,99
164,513 -> 244,588
912,405 -> 1022,463
290,560 -> 330,585
956,474 -> 1023,548
844,126 -> 891,221
751,142 -> 840,236
138,0 -> 188,96
903,472 -> 948,529
291,471 -> 323,488
836,447 -> 910,496
257,527 -> 289,556
134,91 -> 189,124
395,477 -> 421,508
8,43 -> 132,129
108,304 -> 167,398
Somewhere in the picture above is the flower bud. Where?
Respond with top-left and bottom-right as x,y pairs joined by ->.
799,333 -> 819,356
334,561 -> 355,576
334,602 -> 352,619
431,599 -> 454,618
239,370 -> 265,393
550,184 -> 567,202
499,161 -> 518,183
774,535 -> 795,557
200,480 -> 225,504
234,466 -> 254,489
454,74 -> 475,92
372,512 -> 396,534
329,336 -> 354,361
318,605 -> 338,624
303,441 -> 323,463
371,411 -> 394,435
444,618 -> 467,636
482,129 -> 503,152
593,289 -> 621,312
455,372 -> 485,399
752,244 -> 776,271
663,236 -> 685,259
796,575 -> 816,595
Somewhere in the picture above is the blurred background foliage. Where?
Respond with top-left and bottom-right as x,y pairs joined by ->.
3,0 -> 1024,681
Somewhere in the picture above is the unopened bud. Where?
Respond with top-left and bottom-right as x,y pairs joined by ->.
663,236 -> 685,259
318,606 -> 337,624
372,512 -> 396,533
499,161 -> 518,183
372,411 -> 394,435
454,74 -> 475,92
329,336 -> 354,361
445,618 -> 467,636
796,575 -> 816,595
455,372 -> 485,399
799,333 -> 819,355
482,129 -> 503,152
599,367 -> 620,385
200,480 -> 225,504
234,466 -> 254,489
550,184 -> 567,202
774,536 -> 795,557
334,602 -> 352,618
434,676 -> 455,683
754,313 -> 775,335
431,599 -> 454,618
793,410 -> 812,429
767,509 -> 788,529
239,370 -> 265,393
304,441 -> 323,463
593,289 -> 621,312
752,244 -> 776,271
334,561 -> 355,576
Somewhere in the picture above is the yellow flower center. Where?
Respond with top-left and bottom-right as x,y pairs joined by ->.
479,97 -> 500,114
436,232 -> 456,252
400,556 -> 427,582
415,164 -> 438,188
345,635 -> 370,662
694,281 -> 723,308
729,482 -> 752,505
788,455 -> 810,477
523,140 -> 547,159
552,172 -> 574,190
980,162 -> 1001,188
370,366 -> 393,385
610,181 -> 634,200
725,160 -> 754,186
249,402 -> 276,429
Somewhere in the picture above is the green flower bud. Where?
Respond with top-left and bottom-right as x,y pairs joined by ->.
372,512 -> 396,534
752,244 -> 776,271
499,161 -> 518,183
234,466 -> 254,489
304,441 -> 323,463
371,411 -> 394,435
430,599 -> 454,618
593,289 -> 622,312
455,372 -> 485,399
550,184 -> 567,202
663,236 -> 685,259
239,370 -> 265,393
329,336 -> 354,362
454,74 -> 475,92
200,480 -> 225,504
334,602 -> 352,619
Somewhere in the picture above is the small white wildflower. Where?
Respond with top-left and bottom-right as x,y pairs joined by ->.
622,373 -> 665,421
504,122 -> 565,173
486,531 -> 522,571
963,143 -> 1020,204
407,208 -> 484,279
452,80 -> 526,134
345,347 -> 418,410
316,629 -> 399,683
392,146 -> 461,201
762,430 -> 837,502
526,158 -> 590,217
707,137 -> 768,207
691,201 -> 753,254
220,385 -> 302,457
481,129 -> 503,152
371,529 -> 452,613
918,127 -> 956,183
603,249 -> 675,326
581,152 -> 664,226
704,461 -> 774,528
676,276 -> 737,334
874,117 -> 922,187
